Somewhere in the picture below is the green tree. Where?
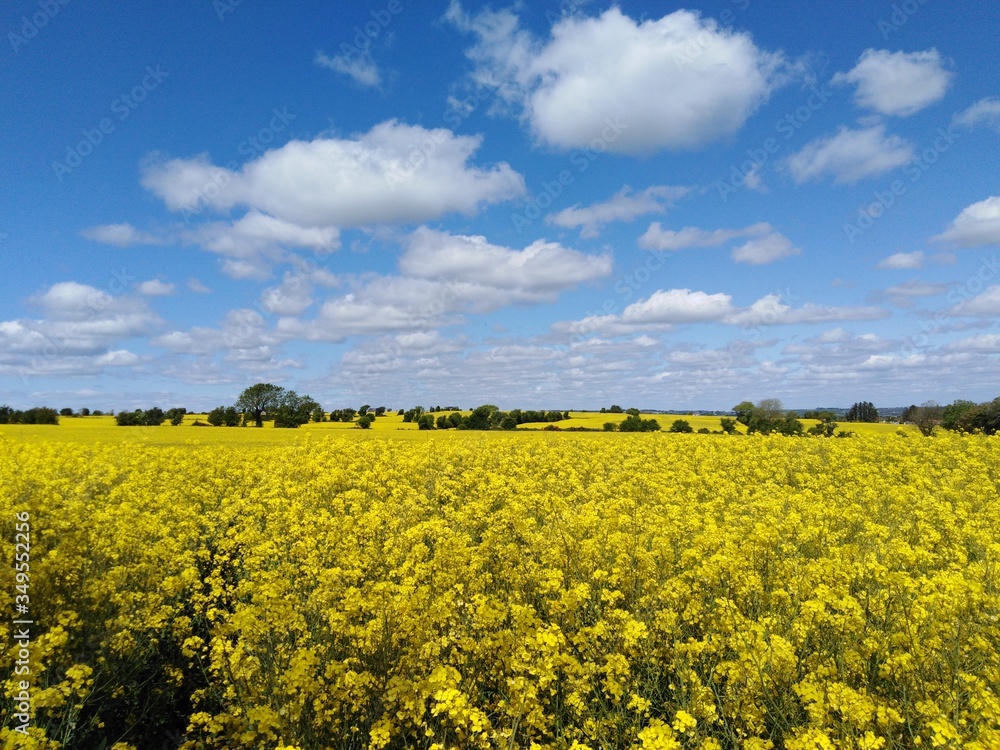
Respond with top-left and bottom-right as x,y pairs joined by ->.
719,417 -> 739,435
912,401 -> 944,436
845,401 -> 878,423
668,419 -> 694,433
358,414 -> 374,429
417,413 -> 435,430
236,383 -> 285,427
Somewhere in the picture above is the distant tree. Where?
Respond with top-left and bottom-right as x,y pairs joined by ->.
19,407 -> 60,425
808,421 -> 838,437
116,409 -> 143,426
417,413 -> 435,430
80,407 -> 91,416
448,412 -> 463,429
625,408 -> 641,417
436,415 -> 450,429
236,383 -> 285,428
912,401 -> 944,436
206,407 -> 226,427
359,404 -> 371,416
618,414 -> 660,432
92,410 -> 104,416
166,407 -> 187,426
397,409 -> 405,416
142,407 -> 166,426
719,417 -> 739,435
668,419 -> 694,433
358,414 -> 374,429
603,422 -> 617,431
465,405 -> 498,430
845,401 -> 878,423
60,408 -> 74,417
608,405 -> 623,414
375,406 -> 386,417
942,400 -> 978,432
273,392 -> 317,428
500,415 -> 518,430
698,428 -> 711,434
732,401 -> 756,425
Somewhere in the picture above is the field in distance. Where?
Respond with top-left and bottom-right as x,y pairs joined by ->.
0,411 -> 916,445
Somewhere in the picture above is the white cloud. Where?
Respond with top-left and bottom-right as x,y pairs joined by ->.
95,349 -> 141,367
141,120 -> 524,226
547,185 -> 688,238
187,278 -> 212,294
152,309 -> 279,357
259,274 -> 316,316
315,49 -> 381,88
944,334 -> 1000,352
786,125 -> 914,184
948,285 -> 1000,317
881,280 -> 950,307
0,282 -> 160,379
639,222 -> 771,252
731,233 -> 800,265
137,279 -> 175,296
953,97 -> 1000,132
449,4 -> 788,153
81,223 -> 162,246
932,196 -> 1000,247
832,49 -> 953,116
400,227 -> 612,295
639,221 -> 797,264
877,251 -> 924,270
554,289 -> 887,338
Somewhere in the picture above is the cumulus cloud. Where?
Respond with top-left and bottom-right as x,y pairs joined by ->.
141,120 -> 524,226
0,282 -> 160,377
639,222 -> 771,252
832,49 -> 953,116
315,49 -> 381,88
400,227 -> 612,294
786,125 -> 914,184
137,280 -> 175,296
81,223 -> 163,246
877,251 -> 924,270
953,97 -> 1000,132
639,222 -> 798,265
547,185 -> 688,238
554,289 -> 887,338
731,233 -> 800,265
932,196 -> 1000,247
948,285 -> 1000,317
880,280 -> 950,307
448,4 -> 788,153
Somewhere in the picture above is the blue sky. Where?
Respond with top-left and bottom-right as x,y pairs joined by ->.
2,0 -> 999,412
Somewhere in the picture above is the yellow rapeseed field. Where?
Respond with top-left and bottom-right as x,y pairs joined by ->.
1,429 -> 996,749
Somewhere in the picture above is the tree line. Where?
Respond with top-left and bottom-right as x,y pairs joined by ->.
0,405 -> 60,425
